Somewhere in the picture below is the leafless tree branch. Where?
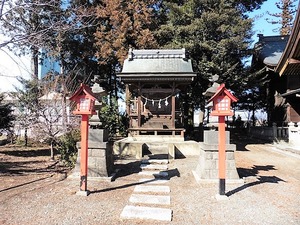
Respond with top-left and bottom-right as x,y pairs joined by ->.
0,1 -> 99,51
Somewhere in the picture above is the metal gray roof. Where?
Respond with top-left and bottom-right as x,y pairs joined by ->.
120,48 -> 194,73
255,35 -> 289,67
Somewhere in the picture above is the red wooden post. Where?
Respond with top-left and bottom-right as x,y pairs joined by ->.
218,116 -> 226,195
80,114 -> 89,192
69,83 -> 97,196
208,84 -> 238,197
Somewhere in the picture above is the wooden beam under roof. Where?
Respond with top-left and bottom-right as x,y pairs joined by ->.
276,1 -> 300,76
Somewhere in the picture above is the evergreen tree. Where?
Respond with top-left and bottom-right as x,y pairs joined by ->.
92,0 -> 158,127
12,77 -> 39,146
94,0 -> 158,66
93,0 -> 158,95
0,93 -> 14,131
267,0 -> 297,35
56,0 -> 103,83
236,86 -> 267,126
155,0 -> 266,110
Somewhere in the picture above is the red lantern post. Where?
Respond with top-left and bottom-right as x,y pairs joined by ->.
70,84 -> 97,196
208,84 -> 238,196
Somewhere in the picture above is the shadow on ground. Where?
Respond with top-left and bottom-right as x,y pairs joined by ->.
230,129 -> 273,151
113,160 -> 142,180
0,176 -> 52,193
0,161 -> 64,176
0,148 -> 56,157
91,167 -> 179,195
226,175 -> 285,197
227,164 -> 285,196
237,165 -> 277,178
0,146 -> 68,176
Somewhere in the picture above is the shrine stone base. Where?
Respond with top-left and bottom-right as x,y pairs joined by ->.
114,135 -> 200,159
193,131 -> 243,184
69,129 -> 115,180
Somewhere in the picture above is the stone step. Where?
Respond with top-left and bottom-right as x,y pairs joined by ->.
141,159 -> 169,164
120,205 -> 172,221
134,185 -> 170,193
147,143 -> 168,147
148,144 -> 168,148
148,149 -> 168,154
129,194 -> 171,205
140,164 -> 168,171
148,154 -> 169,160
138,170 -> 169,178
139,178 -> 169,185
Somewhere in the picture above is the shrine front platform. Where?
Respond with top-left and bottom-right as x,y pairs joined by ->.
128,128 -> 185,137
113,135 -> 200,159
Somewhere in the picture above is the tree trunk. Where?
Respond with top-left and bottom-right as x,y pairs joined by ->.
61,74 -> 68,134
59,42 -> 68,133
31,47 -> 39,78
24,127 -> 28,147
252,103 -> 255,127
50,140 -> 54,161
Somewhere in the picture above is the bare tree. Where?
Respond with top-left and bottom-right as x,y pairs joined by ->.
0,0 -> 99,81
0,0 -> 99,49
267,0 -> 297,35
35,92 -> 70,160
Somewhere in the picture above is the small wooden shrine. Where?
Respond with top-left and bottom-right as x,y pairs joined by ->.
117,49 -> 196,136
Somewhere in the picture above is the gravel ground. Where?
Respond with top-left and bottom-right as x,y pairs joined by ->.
1,139 -> 300,225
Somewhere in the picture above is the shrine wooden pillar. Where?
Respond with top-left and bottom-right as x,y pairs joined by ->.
125,84 -> 130,115
137,84 -> 141,127
171,82 -> 176,128
171,95 -> 175,128
125,84 -> 132,128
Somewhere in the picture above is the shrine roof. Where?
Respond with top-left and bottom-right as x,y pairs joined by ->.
119,48 -> 195,74
252,35 -> 289,68
276,1 -> 300,76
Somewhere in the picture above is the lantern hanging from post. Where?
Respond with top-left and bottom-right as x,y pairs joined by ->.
70,83 -> 97,196
208,83 -> 238,199
209,84 -> 238,117
70,84 -> 97,115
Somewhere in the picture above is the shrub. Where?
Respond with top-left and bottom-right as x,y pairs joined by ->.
57,129 -> 80,167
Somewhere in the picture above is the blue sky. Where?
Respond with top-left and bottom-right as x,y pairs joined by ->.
249,0 -> 299,43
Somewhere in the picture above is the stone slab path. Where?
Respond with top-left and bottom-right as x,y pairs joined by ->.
139,178 -> 169,184
140,164 -> 168,170
134,185 -> 170,193
138,170 -> 169,177
129,194 -> 171,205
120,205 -> 172,221
120,155 -> 173,222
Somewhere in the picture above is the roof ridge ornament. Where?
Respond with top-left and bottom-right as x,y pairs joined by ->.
128,48 -> 187,59
128,48 -> 134,61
